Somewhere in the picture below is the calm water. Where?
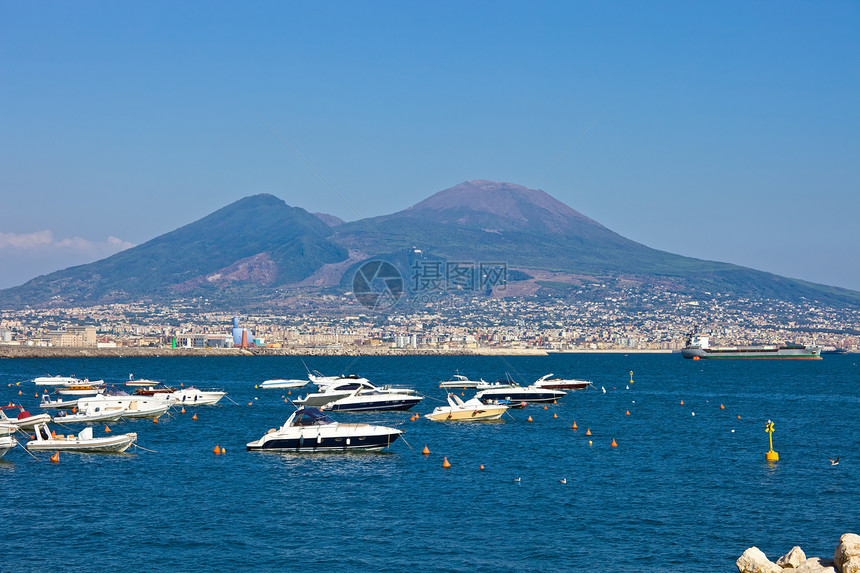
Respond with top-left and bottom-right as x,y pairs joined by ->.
1,354 -> 857,572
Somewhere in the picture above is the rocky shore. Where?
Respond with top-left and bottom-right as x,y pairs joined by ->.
0,346 -> 551,359
737,533 -> 860,573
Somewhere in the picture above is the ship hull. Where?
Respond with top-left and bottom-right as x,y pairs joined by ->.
681,347 -> 822,360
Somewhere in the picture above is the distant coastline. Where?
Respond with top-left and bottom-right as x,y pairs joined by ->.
0,346 -> 674,359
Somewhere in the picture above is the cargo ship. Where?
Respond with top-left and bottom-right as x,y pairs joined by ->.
681,328 -> 822,360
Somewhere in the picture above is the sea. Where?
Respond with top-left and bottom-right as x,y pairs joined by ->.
1,353 -> 857,572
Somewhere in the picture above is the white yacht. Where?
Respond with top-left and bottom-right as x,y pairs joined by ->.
475,384 -> 566,404
149,386 -> 226,406
26,423 -> 136,453
259,379 -> 308,389
295,379 -> 420,409
533,374 -> 593,390
439,373 -> 485,389
247,408 -> 402,452
34,375 -> 81,386
320,388 -> 423,412
424,394 -> 508,422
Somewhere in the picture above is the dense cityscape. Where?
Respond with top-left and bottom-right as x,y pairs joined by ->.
2,284 -> 857,353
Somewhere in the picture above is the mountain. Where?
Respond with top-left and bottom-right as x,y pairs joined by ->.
2,181 -> 859,308
0,194 -> 348,306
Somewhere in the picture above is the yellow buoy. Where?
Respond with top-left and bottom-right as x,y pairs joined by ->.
104,425 -> 111,433
50,451 -> 59,463
572,421 -> 578,430
765,420 -> 779,461
630,370 -> 634,384
527,415 -> 533,422
192,413 -> 198,420
588,440 -> 593,446
611,438 -> 618,447
422,445 -> 430,455
255,385 -> 258,389
221,447 -> 226,454
442,457 -> 451,468
213,444 -> 221,455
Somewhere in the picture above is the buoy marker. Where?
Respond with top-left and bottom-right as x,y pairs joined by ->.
720,404 -> 725,409
553,412 -> 558,419
527,415 -> 533,422
50,451 -> 59,463
611,438 -> 618,447
585,428 -> 591,436
422,445 -> 430,455
104,425 -> 111,433
626,410 -> 630,415
442,457 -> 451,468
765,420 -> 779,461
543,404 -> 548,410
152,417 -> 159,424
680,400 -> 684,405
479,464 -> 485,470
192,413 -> 198,420
181,407 -> 186,413
214,444 -> 221,455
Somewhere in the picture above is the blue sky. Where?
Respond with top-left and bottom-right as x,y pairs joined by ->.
1,1 -> 858,290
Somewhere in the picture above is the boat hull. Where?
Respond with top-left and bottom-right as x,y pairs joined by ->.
322,397 -> 423,412
681,347 -> 822,359
534,381 -> 592,390
247,430 -> 401,452
425,407 -> 506,421
260,379 -> 308,389
26,433 -> 137,453
476,389 -> 566,403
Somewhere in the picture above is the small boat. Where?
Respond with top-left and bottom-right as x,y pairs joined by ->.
125,374 -> 161,387
533,374 -> 592,391
259,379 -> 308,389
52,403 -> 126,424
39,396 -> 80,410
76,392 -> 170,418
56,380 -> 106,396
246,408 -> 402,452
439,373 -> 485,389
476,384 -> 566,404
119,400 -> 171,419
320,388 -> 424,412
151,386 -> 226,406
0,405 -> 53,430
424,394 -> 508,421
0,424 -> 17,458
34,375 -> 81,386
26,423 -> 136,453
474,375 -> 517,391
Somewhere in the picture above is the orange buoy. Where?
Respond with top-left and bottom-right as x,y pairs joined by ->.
17,390 -> 21,395
288,390 -> 291,395
422,445 -> 430,455
626,410 -> 630,415
72,407 -> 77,414
213,444 -> 221,455
461,392 -> 464,396
553,400 -> 557,404
51,429 -> 56,438
479,464 -> 485,470
543,404 -> 548,410
248,402 -> 252,406
720,404 -> 725,409
553,413 -> 558,419
180,383 -> 184,387
611,438 -> 618,447
181,407 -> 186,413
152,417 -> 159,424
442,457 -> 451,468
104,426 -> 111,433
50,452 -> 59,463
35,393 -> 39,398
680,400 -> 684,405
192,413 -> 198,420
527,415 -> 533,422
572,421 -> 578,430
585,428 -> 591,436
737,415 -> 741,419
693,356 -> 699,360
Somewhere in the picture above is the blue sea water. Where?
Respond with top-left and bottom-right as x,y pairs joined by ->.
0,354 -> 857,572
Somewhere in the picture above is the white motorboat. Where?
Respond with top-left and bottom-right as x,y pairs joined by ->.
120,400 -> 170,419
0,405 -> 53,430
52,403 -> 126,424
76,392 -> 170,418
476,384 -> 566,404
439,373 -> 485,389
246,408 -> 402,452
26,423 -> 136,453
39,396 -> 80,410
34,375 -> 81,386
320,388 -> 424,412
308,372 -> 370,391
125,374 -> 161,387
56,380 -> 106,396
475,378 -> 517,391
150,386 -> 226,406
533,374 -> 592,390
295,379 -> 420,409
259,379 -> 308,389
424,394 -> 508,422
0,424 -> 17,458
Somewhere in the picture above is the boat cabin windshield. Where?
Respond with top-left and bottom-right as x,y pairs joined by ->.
291,408 -> 335,427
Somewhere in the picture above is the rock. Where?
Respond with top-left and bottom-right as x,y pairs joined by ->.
797,558 -> 837,573
779,547 -> 808,568
835,533 -> 860,573
738,547 -> 782,573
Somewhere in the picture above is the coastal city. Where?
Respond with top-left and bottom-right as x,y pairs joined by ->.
2,285 -> 857,353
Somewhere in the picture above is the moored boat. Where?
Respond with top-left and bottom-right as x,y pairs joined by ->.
259,379 -> 308,389
34,375 -> 81,386
476,384 -> 566,404
246,408 -> 402,452
439,373 -> 485,389
424,394 -> 508,421
26,423 -> 136,453
533,374 -> 592,390
0,424 -> 17,458
320,388 -> 423,412
0,405 -> 53,430
681,328 -> 822,360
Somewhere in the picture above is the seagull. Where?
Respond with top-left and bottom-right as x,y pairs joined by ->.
559,478 -> 567,484
513,477 -> 521,482
829,457 -> 840,466
601,386 -> 606,394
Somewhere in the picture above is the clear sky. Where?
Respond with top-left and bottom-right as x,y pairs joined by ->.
1,1 -> 858,291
